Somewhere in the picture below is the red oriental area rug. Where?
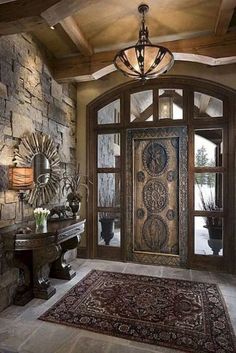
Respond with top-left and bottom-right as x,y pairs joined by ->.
39,270 -> 236,353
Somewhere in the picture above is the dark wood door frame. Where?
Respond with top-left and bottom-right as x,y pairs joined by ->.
86,75 -> 236,273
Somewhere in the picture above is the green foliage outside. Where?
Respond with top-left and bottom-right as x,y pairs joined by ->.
195,146 -> 215,186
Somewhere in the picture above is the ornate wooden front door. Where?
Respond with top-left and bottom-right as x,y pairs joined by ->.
126,127 -> 188,266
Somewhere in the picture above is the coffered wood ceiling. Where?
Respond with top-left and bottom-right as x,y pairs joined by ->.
0,0 -> 235,82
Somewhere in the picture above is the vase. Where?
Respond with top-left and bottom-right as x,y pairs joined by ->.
69,201 -> 81,218
204,225 -> 223,255
100,218 -> 114,245
35,218 -> 47,233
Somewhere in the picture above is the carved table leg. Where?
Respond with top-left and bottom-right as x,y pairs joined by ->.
14,267 -> 34,305
50,236 -> 79,280
33,244 -> 61,299
6,250 -> 34,306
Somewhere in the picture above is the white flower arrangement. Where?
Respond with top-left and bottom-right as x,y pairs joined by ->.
34,207 -> 50,226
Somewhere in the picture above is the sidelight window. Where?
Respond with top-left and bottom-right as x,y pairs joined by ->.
193,129 -> 224,256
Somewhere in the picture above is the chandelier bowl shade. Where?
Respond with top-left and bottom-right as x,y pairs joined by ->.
114,44 -> 174,80
113,4 -> 174,81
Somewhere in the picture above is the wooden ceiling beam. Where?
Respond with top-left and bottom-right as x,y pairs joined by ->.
0,16 -> 44,35
214,0 -> 236,35
41,0 -> 98,27
53,54 -> 91,81
53,33 -> 236,81
60,16 -> 93,56
53,50 -> 116,81
0,0 -> 59,35
0,0 -> 17,4
160,32 -> 236,56
0,0 -> 98,35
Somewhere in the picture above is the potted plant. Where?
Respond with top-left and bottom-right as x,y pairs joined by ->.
198,186 -> 222,240
197,184 -> 223,255
99,194 -> 116,245
62,164 -> 90,218
99,211 -> 115,245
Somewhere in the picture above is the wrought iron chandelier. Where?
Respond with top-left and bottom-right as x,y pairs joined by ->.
113,4 -> 174,81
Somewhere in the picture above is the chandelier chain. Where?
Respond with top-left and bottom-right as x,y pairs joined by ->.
113,3 -> 174,80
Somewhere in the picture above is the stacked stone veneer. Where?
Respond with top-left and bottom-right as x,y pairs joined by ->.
0,33 -> 77,311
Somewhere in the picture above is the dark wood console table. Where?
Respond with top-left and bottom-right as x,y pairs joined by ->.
1,219 -> 85,305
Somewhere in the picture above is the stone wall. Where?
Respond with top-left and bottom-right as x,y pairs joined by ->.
0,33 -> 77,311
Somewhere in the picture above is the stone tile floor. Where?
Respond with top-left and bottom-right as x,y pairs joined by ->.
0,259 -> 236,353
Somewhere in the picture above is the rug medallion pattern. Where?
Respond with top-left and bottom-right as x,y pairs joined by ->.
39,270 -> 236,353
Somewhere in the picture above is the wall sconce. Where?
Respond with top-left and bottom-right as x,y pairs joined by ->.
8,166 -> 34,221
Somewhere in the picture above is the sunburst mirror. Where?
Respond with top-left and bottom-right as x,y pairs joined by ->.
13,132 -> 61,207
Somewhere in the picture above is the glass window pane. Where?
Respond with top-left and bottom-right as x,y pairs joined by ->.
195,129 -> 223,167
159,89 -> 183,120
97,99 -> 120,124
194,92 -> 223,118
98,212 -> 120,247
98,134 -> 120,168
98,173 -> 120,207
195,173 -> 223,211
130,90 -> 153,122
194,216 -> 223,256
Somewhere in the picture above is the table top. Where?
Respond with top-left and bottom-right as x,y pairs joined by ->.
1,218 -> 86,251
0,218 -> 85,235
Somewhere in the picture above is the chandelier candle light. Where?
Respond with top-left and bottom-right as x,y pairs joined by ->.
113,4 -> 174,81
34,207 -> 50,233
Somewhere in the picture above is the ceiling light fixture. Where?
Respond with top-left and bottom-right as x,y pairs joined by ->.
113,4 -> 174,81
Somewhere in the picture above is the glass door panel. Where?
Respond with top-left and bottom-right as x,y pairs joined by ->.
96,131 -> 122,250
97,173 -> 120,207
194,92 -> 223,118
98,133 -> 120,168
192,125 -> 226,269
194,173 -> 223,211
194,129 -> 223,167
130,90 -> 153,122
97,99 -> 120,124
194,216 -> 223,256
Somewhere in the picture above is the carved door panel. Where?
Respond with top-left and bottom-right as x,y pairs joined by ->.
126,127 -> 188,266
134,138 -> 179,254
